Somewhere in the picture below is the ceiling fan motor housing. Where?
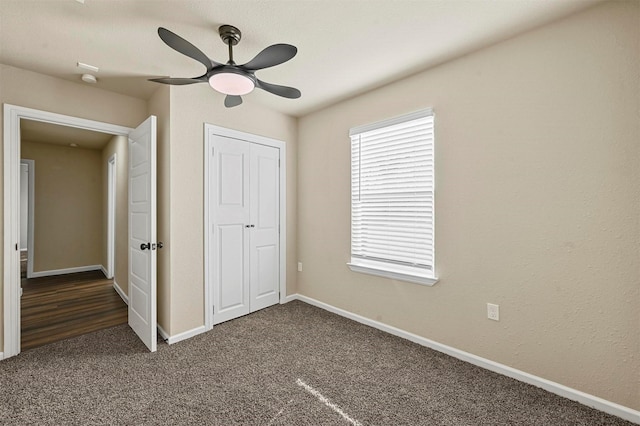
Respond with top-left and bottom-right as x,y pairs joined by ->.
218,25 -> 241,46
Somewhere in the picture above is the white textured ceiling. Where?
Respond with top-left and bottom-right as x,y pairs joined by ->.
0,0 -> 601,117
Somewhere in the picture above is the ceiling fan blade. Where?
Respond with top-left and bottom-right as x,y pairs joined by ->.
224,95 -> 243,108
241,44 -> 297,71
157,27 -> 220,70
256,79 -> 301,99
148,77 -> 206,85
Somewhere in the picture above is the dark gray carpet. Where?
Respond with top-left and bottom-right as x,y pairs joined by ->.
0,301 -> 633,425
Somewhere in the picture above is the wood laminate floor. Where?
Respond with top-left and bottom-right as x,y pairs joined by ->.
21,270 -> 127,351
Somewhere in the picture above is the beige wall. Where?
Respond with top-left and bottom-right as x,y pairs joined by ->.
21,141 -> 102,272
148,85 -> 171,333
102,135 -> 129,293
166,85 -> 297,335
297,0 -> 639,411
0,64 -> 149,351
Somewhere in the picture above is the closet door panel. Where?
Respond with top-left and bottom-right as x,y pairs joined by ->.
212,136 -> 251,324
249,144 -> 280,312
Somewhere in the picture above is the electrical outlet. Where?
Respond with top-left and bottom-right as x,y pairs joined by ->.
297,262 -> 303,272
487,303 -> 500,321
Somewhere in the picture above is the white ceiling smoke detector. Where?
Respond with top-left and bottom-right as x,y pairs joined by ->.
81,73 -> 97,84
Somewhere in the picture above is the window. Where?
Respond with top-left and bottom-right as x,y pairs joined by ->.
348,109 -> 437,286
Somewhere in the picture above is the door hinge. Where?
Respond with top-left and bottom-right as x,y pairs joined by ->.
212,306 -> 215,314
15,243 -> 18,251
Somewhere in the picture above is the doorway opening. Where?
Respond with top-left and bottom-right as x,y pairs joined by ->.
17,119 -> 126,350
3,104 -> 148,359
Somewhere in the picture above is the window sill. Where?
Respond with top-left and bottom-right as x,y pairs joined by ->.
347,261 -> 439,286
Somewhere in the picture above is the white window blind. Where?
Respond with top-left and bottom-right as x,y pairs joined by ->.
350,109 -> 435,280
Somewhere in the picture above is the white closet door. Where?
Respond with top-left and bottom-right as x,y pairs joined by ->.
212,136 -> 251,325
249,144 -> 280,312
210,136 -> 281,325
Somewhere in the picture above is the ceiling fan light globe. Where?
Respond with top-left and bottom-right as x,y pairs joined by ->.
208,72 -> 254,96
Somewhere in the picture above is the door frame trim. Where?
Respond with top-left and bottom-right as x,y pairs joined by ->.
106,153 -> 117,279
203,123 -> 287,331
20,159 -> 35,278
2,103 -> 133,359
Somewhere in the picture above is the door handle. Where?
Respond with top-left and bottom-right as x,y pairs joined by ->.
141,242 -> 164,250
245,224 -> 255,228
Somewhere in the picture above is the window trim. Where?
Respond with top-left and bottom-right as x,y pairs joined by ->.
349,108 -> 434,137
348,108 -> 438,286
347,259 -> 438,286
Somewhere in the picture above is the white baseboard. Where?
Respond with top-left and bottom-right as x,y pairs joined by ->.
293,294 -> 640,425
29,265 -> 103,278
100,265 -> 114,279
111,285 -> 203,347
0,352 -> 4,360
113,281 -> 128,305
158,325 -> 206,345
157,325 -> 169,341
281,294 -> 298,304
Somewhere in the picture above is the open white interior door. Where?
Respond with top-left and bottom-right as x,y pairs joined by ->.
128,116 -> 157,352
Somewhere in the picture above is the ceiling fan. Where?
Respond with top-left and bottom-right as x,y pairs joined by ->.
149,25 -> 301,108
